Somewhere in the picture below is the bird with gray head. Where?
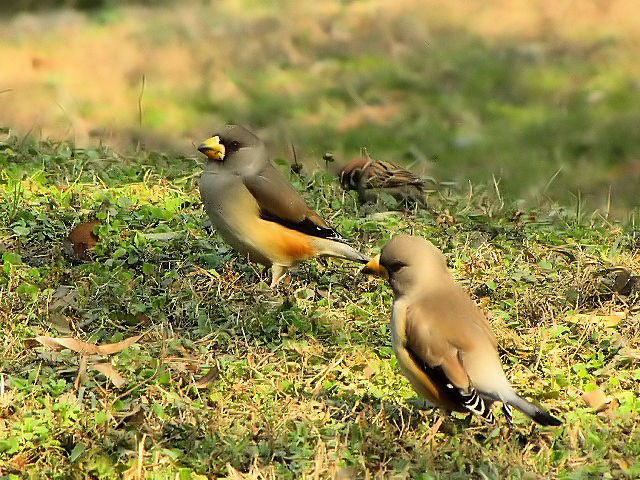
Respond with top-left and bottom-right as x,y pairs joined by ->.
197,125 -> 368,287
362,234 -> 561,427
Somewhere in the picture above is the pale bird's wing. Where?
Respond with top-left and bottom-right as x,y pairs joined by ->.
404,299 -> 471,391
400,289 -> 502,421
243,162 -> 344,242
407,286 -> 501,383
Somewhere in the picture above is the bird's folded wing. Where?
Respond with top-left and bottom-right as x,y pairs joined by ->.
243,165 -> 344,241
365,161 -> 425,189
404,303 -> 471,392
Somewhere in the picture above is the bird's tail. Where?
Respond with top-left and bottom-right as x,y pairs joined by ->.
460,389 -> 496,424
312,238 -> 369,263
502,391 -> 561,426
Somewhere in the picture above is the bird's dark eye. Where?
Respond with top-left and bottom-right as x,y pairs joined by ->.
386,260 -> 406,273
229,140 -> 241,151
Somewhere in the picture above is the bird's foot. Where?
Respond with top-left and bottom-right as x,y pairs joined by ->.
270,265 -> 290,288
502,403 -> 514,429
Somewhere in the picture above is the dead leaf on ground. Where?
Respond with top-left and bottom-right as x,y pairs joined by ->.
435,210 -> 455,226
75,354 -> 88,390
227,464 -> 246,480
9,453 -> 35,471
581,387 -> 611,412
96,335 -> 144,355
363,363 -> 376,380
195,366 -> 220,388
113,404 -> 143,425
33,336 -> 99,354
122,461 -> 141,480
615,458 -> 629,471
91,362 -> 126,388
31,334 -> 143,355
624,348 -> 640,361
477,296 -> 491,309
566,310 -> 627,328
64,220 -> 100,261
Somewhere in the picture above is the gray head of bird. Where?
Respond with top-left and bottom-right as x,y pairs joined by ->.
197,124 -> 267,175
362,234 -> 450,296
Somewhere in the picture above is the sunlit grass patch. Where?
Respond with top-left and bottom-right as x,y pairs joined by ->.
1,134 -> 639,477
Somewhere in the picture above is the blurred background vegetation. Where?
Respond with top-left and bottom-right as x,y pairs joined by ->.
1,0 -> 639,215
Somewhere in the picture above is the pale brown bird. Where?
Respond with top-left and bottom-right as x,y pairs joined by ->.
362,235 -> 561,427
339,156 -> 426,206
197,125 -> 368,287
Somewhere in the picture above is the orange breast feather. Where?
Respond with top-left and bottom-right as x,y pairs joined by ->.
257,220 -> 316,263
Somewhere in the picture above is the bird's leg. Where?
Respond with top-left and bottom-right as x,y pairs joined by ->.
502,404 -> 514,429
270,264 -> 289,288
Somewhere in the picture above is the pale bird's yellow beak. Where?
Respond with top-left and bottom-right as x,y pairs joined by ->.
360,254 -> 388,279
198,135 -> 225,161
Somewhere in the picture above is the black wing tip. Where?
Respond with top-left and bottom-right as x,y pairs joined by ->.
259,212 -> 344,241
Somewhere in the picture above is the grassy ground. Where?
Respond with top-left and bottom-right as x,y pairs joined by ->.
1,133 -> 639,478
2,0 -> 640,212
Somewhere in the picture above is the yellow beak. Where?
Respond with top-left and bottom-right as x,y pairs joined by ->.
197,135 -> 226,161
360,254 -> 388,279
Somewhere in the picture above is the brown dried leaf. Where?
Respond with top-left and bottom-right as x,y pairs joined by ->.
478,296 -> 491,309
91,362 -> 126,388
581,387 -> 611,412
625,348 -> 640,361
32,334 -> 142,356
65,220 -> 100,261
615,458 -> 629,471
566,310 -> 627,328
34,336 -> 99,354
195,366 -> 220,388
95,335 -> 143,355
9,453 -> 30,471
227,464 -> 247,480
75,354 -> 88,389
363,364 -> 376,380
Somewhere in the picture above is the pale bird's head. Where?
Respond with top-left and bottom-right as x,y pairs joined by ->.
362,235 -> 449,296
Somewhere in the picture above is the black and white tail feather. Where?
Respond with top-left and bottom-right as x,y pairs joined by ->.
407,348 -> 561,427
460,388 -> 496,424
459,387 -> 559,427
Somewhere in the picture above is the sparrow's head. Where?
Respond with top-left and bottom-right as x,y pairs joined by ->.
362,234 -> 448,296
339,157 -> 370,190
198,125 -> 263,163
